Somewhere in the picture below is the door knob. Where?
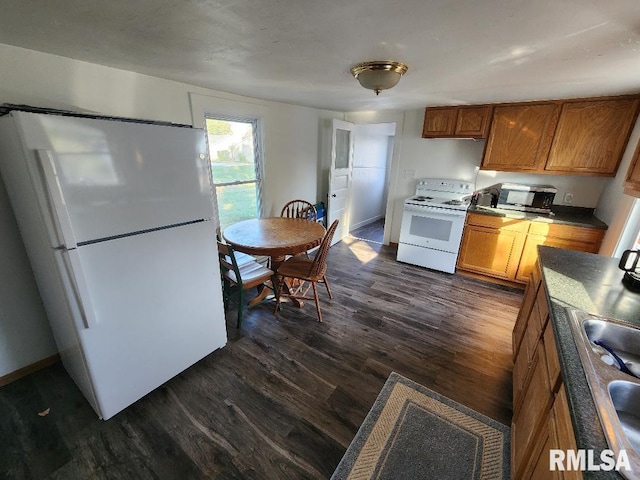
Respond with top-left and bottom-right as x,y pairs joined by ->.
332,194 -> 337,197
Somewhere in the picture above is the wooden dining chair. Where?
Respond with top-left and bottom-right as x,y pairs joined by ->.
274,220 -> 339,323
217,241 -> 278,328
216,226 -> 263,266
281,200 -> 319,259
280,200 -> 317,222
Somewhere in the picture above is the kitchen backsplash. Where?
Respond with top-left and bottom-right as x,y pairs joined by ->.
474,169 -> 607,209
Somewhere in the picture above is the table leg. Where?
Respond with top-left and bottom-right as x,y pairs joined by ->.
247,255 -> 284,308
247,281 -> 274,307
271,255 -> 306,308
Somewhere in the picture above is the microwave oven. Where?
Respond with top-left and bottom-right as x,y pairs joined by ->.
496,183 -> 557,214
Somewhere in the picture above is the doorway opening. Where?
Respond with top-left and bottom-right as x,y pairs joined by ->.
347,122 -> 395,245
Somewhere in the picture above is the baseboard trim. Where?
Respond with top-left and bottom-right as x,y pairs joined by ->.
456,269 -> 525,290
0,354 -> 61,387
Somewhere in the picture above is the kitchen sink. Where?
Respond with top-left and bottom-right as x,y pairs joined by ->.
609,381 -> 640,456
583,319 -> 640,378
567,308 -> 640,479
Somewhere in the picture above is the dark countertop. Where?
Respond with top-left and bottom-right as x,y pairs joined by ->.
468,205 -> 609,230
538,246 -> 640,479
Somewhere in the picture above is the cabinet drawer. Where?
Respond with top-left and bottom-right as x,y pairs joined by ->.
466,213 -> 529,232
528,222 -> 604,244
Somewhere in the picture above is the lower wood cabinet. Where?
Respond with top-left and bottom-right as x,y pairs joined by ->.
521,384 -> 580,480
457,214 -> 527,281
511,263 -> 582,479
516,226 -> 603,283
458,213 -> 604,285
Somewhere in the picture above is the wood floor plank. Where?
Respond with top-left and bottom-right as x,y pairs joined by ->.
0,235 -> 523,479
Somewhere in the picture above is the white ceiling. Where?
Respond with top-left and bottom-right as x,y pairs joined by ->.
1,0 -> 640,112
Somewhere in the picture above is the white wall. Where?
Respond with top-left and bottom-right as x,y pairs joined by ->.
0,43 -> 341,377
386,108 -> 486,242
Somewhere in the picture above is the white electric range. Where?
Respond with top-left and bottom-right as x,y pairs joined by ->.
397,178 -> 474,273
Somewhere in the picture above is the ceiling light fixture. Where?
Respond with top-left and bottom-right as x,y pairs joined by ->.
350,61 -> 409,95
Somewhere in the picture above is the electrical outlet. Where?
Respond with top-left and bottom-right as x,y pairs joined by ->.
404,169 -> 415,179
563,192 -> 574,204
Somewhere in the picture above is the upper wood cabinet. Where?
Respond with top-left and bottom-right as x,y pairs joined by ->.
624,139 -> 640,196
545,99 -> 640,176
482,103 -> 560,172
455,106 -> 492,137
473,95 -> 640,176
423,105 -> 491,138
423,107 -> 457,137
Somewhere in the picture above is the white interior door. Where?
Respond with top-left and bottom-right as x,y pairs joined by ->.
328,119 -> 354,245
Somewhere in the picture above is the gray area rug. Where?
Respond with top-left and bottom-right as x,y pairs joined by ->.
331,372 -> 510,480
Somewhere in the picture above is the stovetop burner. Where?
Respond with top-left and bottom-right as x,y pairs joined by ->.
403,178 -> 474,212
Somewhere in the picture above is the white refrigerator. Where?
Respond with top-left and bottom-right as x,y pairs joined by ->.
0,110 -> 227,420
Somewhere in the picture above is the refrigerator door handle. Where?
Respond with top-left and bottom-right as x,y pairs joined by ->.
62,249 -> 98,329
36,149 -> 78,249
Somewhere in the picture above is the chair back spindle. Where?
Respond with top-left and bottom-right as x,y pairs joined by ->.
281,200 -> 317,222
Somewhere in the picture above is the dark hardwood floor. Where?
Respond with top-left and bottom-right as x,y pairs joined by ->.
349,218 -> 384,244
0,238 -> 523,479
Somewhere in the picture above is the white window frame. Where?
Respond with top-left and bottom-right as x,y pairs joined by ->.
205,114 -> 265,231
188,92 -> 269,231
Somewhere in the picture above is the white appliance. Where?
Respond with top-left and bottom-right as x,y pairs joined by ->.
397,178 -> 473,273
0,110 -> 227,420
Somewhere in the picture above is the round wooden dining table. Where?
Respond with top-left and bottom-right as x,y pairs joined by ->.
223,217 -> 326,269
223,217 -> 326,307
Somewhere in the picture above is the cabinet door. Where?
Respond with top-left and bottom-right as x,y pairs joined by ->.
512,342 -> 553,478
457,225 -> 525,280
455,106 -> 491,138
482,103 -> 560,171
553,385 -> 582,480
422,107 -> 457,137
523,414 -> 561,480
516,233 -> 602,283
514,286 -> 546,413
545,99 -> 640,175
